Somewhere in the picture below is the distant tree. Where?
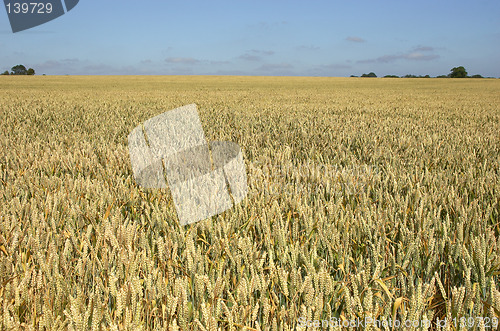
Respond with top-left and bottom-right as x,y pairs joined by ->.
27,68 -> 35,75
350,75 -> 358,77
11,64 -> 28,75
449,66 -> 467,78
406,75 -> 431,78
361,72 -> 377,77
436,75 -> 448,78
471,74 -> 483,78
383,75 -> 399,78
1,70 -> 9,75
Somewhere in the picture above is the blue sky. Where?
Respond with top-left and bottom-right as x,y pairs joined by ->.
1,0 -> 499,77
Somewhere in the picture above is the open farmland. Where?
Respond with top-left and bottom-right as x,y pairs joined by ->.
1,76 -> 499,330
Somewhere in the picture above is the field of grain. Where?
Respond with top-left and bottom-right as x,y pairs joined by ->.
1,76 -> 499,330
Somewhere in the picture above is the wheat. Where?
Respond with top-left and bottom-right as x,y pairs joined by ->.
0,76 -> 499,329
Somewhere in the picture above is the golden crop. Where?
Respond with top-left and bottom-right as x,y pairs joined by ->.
1,76 -> 499,330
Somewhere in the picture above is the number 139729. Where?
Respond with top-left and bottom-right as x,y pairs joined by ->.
5,2 -> 53,14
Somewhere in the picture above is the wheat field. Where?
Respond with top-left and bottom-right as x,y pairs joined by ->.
0,76 -> 499,330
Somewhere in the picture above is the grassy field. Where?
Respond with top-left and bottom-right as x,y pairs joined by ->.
1,76 -> 499,330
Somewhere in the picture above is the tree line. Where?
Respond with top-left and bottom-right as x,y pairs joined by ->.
0,64 -> 493,78
352,66 -> 489,78
1,64 -> 35,75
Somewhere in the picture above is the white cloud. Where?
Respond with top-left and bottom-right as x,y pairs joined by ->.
296,45 -> 320,51
405,52 -> 438,60
256,63 -> 293,71
249,49 -> 274,55
358,51 -> 439,64
35,59 -> 79,73
165,57 -> 200,64
317,64 -> 352,70
238,50 -> 274,62
255,63 -> 295,75
209,60 -> 231,65
239,54 -> 261,61
61,58 -> 79,64
213,69 -> 248,76
346,36 -> 366,43
412,46 -> 434,52
306,63 -> 352,76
